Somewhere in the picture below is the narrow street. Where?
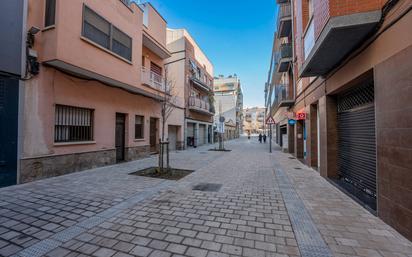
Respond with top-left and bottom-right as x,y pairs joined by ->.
0,138 -> 411,257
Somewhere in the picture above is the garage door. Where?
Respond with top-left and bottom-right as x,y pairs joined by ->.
168,125 -> 177,151
337,81 -> 376,209
199,125 -> 206,145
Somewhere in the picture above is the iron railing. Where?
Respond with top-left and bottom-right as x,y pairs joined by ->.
188,96 -> 211,113
141,67 -> 167,92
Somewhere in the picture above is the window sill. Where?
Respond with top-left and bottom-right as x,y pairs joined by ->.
42,25 -> 55,32
134,139 -> 145,142
80,36 -> 133,65
54,141 -> 96,147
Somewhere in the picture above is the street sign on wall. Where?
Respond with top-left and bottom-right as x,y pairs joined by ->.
266,116 -> 276,125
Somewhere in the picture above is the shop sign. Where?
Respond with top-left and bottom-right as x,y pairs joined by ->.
288,119 -> 296,126
296,112 -> 306,120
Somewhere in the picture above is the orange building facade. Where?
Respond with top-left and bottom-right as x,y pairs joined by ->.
17,0 -> 179,183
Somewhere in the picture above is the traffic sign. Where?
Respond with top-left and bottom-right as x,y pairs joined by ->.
266,116 -> 276,125
288,119 -> 296,125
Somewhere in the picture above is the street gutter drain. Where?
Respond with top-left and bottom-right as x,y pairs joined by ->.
294,167 -> 302,170
192,183 -> 222,192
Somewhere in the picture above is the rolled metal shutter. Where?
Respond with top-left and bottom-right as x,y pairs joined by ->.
337,82 -> 376,198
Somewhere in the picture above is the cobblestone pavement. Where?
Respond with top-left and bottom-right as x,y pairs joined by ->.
0,138 -> 411,257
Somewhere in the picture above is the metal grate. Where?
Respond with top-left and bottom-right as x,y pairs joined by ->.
192,183 -> 222,192
337,82 -> 374,113
337,80 -> 377,210
54,105 -> 94,143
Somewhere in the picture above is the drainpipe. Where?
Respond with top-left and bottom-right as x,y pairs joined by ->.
291,0 -> 296,101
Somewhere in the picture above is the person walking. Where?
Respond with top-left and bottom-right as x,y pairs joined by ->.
258,133 -> 263,143
263,134 -> 267,143
247,131 -> 251,140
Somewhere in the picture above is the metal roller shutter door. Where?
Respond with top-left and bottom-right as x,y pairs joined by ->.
337,82 -> 376,202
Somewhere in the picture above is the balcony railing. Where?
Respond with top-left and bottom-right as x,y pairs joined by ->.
277,43 -> 292,72
141,67 -> 168,92
280,43 -> 292,59
273,84 -> 294,108
277,2 -> 292,37
188,96 -> 213,114
190,74 -> 211,92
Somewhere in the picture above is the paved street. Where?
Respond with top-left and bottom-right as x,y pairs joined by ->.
0,138 -> 411,257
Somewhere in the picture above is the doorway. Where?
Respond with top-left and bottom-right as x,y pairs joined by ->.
150,117 -> 158,153
0,76 -> 19,187
115,113 -> 126,163
168,125 -> 178,151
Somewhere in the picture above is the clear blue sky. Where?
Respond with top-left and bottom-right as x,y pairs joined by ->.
141,0 -> 278,108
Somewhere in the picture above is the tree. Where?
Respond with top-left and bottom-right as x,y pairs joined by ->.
158,66 -> 177,173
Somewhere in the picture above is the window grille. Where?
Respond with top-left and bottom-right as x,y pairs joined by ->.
55,105 -> 94,143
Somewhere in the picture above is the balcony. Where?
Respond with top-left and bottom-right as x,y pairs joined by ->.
141,67 -> 168,92
190,75 -> 212,92
277,43 -> 292,72
300,11 -> 381,77
277,3 -> 292,38
188,96 -> 214,115
273,84 -> 294,109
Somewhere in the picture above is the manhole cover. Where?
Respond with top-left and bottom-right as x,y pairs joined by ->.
192,183 -> 222,192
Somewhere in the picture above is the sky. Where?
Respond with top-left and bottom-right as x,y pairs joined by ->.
140,0 -> 278,108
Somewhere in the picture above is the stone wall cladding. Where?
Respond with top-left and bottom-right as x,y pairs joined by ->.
126,145 -> 151,161
20,149 -> 116,183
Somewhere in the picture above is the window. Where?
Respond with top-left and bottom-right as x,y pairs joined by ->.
135,115 -> 144,139
55,105 -> 94,143
45,0 -> 56,27
82,5 -> 132,61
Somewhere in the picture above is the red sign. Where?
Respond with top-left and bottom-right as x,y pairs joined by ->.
266,116 -> 276,125
296,112 -> 306,120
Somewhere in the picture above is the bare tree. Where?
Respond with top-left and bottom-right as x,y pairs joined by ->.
158,66 -> 177,173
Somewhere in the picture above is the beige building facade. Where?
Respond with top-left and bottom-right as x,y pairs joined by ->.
166,29 -> 215,148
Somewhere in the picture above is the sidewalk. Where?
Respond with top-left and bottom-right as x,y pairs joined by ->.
0,138 -> 411,257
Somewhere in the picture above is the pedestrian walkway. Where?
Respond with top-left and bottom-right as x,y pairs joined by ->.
0,138 -> 411,257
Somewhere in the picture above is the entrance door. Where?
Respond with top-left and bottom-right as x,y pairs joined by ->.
0,77 -> 19,187
115,113 -> 126,162
168,125 -> 177,151
337,81 -> 376,210
150,118 -> 157,152
199,124 -> 206,145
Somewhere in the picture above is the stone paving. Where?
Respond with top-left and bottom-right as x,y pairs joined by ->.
0,137 -> 411,257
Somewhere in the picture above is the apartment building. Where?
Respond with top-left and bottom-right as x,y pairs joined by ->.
213,75 -> 243,139
266,0 -> 412,240
243,107 -> 266,134
0,0 -> 180,186
166,29 -> 215,148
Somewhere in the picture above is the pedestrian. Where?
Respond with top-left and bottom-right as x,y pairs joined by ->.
247,131 -> 251,140
258,133 -> 263,143
263,134 -> 267,143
